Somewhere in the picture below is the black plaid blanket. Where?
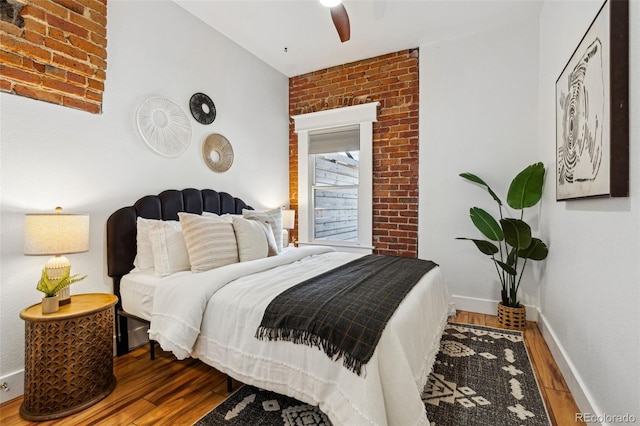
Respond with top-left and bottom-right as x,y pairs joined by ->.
255,254 -> 438,375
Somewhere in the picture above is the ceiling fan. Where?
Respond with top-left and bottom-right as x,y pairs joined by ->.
319,0 -> 350,43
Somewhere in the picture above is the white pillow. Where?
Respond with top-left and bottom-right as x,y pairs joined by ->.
231,217 -> 269,262
148,220 -> 190,277
242,208 -> 283,252
178,212 -> 239,272
202,211 -> 235,222
261,221 -> 279,257
133,217 -> 157,271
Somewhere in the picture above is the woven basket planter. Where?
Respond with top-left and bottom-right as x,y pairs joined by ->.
498,302 -> 526,330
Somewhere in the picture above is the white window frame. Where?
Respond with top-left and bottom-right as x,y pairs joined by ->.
293,102 -> 379,254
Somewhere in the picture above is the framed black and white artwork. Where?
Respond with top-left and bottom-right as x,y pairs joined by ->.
555,0 -> 629,201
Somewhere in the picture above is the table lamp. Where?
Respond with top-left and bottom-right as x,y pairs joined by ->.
24,207 -> 89,305
282,209 -> 295,247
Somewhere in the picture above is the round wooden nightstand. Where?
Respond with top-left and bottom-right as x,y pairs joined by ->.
19,293 -> 118,421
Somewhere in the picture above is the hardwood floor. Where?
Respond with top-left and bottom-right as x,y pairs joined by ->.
0,311 -> 584,426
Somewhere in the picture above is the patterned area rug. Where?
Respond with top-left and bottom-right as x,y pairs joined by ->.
194,323 -> 550,426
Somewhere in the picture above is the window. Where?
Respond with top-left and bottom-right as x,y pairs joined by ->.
310,126 -> 359,242
293,102 -> 378,253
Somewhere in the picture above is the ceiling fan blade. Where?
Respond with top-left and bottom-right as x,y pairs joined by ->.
330,3 -> 350,43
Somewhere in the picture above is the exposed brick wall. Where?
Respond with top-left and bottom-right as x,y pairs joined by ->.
289,49 -> 419,257
0,0 -> 107,114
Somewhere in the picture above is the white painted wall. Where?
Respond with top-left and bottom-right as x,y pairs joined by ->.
419,18 -> 542,311
420,1 -> 639,420
0,1 -> 289,401
538,0 -> 640,421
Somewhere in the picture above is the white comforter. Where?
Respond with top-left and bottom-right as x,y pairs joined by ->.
148,246 -> 452,426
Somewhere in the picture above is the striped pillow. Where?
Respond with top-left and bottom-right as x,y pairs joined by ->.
178,212 -> 239,272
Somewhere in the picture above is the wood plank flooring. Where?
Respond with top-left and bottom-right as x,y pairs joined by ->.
0,311 -> 584,425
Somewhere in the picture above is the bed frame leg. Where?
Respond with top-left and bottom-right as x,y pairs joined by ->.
150,339 -> 156,360
226,376 -> 233,393
116,313 -> 130,356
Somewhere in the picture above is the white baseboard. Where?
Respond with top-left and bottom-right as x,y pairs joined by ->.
451,294 -> 539,322
0,370 -> 24,404
537,313 -> 600,424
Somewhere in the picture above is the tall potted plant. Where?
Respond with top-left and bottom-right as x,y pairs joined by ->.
457,162 -> 549,329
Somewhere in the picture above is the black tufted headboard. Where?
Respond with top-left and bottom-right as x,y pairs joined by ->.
106,188 -> 252,355
107,188 -> 252,279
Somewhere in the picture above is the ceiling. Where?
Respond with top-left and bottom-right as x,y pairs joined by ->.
174,0 -> 543,77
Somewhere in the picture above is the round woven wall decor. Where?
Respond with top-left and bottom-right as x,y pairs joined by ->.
202,134 -> 234,173
136,97 -> 192,157
189,93 -> 216,125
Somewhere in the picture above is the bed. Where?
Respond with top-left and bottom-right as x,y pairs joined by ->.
107,188 -> 453,426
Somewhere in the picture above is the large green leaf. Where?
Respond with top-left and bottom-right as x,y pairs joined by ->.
501,218 -> 531,250
506,247 -> 518,267
456,238 -> 499,255
470,207 -> 504,241
460,173 -> 503,206
519,237 -> 549,260
495,260 -> 517,275
507,162 -> 545,209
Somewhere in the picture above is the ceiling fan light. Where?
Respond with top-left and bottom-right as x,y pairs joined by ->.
319,0 -> 342,8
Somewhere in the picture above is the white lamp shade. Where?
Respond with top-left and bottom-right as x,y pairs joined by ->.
319,0 -> 342,7
24,213 -> 90,255
282,209 -> 295,230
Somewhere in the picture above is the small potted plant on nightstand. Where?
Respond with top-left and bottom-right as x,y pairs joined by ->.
36,267 -> 86,313
457,162 -> 549,330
